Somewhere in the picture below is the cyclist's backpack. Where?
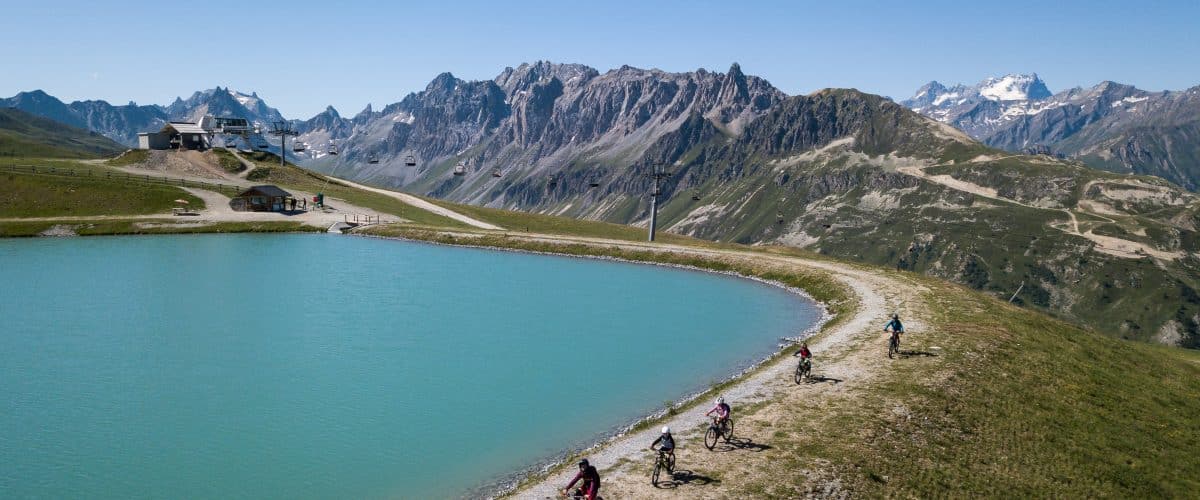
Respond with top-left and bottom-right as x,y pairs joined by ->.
719,402 -> 731,414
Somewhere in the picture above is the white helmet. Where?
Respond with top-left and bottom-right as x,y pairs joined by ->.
716,397 -> 725,405
661,426 -> 670,434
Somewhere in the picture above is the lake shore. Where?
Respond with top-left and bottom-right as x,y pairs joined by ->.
351,230 -> 839,497
350,226 -> 927,499
6,222 -> 1192,497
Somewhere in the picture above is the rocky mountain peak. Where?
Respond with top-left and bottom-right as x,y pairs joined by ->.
727,62 -> 744,79
0,89 -> 82,129
14,89 -> 52,100
427,72 -> 460,92
1092,80 -> 1140,97
978,73 -> 1051,101
495,61 -> 598,95
904,81 -> 949,108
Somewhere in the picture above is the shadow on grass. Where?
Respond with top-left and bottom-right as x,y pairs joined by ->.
654,469 -> 719,489
899,349 -> 940,357
804,374 -> 843,384
712,436 -> 772,453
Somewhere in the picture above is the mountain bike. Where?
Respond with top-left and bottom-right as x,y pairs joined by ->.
795,357 -> 812,384
888,330 -> 901,358
651,449 -> 675,486
704,417 -> 735,450
560,487 -> 600,500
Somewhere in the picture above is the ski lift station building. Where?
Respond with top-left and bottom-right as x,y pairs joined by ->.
138,116 -> 253,151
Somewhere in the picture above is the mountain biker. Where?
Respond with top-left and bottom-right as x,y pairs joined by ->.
884,313 -> 905,352
793,341 -> 812,362
650,426 -> 675,461
706,397 -> 731,426
563,459 -> 600,500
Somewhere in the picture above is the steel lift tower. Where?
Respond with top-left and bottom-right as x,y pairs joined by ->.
268,121 -> 299,167
646,162 -> 671,242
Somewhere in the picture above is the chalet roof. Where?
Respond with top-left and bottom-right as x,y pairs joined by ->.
237,185 -> 292,198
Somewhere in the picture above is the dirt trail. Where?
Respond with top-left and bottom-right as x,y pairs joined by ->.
485,232 -> 930,499
226,149 -> 257,179
109,161 -> 254,189
331,177 -> 504,230
897,161 -> 1183,261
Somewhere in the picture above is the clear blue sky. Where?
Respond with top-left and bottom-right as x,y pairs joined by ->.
2,0 -> 1197,118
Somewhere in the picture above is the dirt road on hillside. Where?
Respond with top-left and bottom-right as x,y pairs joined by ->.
896,160 -> 1183,261
331,177 -> 504,230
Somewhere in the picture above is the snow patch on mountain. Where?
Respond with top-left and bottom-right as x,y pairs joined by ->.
979,74 -> 1050,101
932,92 -> 960,106
1111,96 -> 1149,108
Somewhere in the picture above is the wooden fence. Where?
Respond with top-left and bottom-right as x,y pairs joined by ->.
2,163 -> 241,194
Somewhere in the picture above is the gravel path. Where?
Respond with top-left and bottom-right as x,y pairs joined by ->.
330,177 -> 504,230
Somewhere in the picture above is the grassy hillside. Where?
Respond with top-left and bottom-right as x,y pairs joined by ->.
0,164 -> 203,217
210,148 -> 247,173
423,195 -> 711,245
0,219 -> 320,238
0,108 -> 126,158
832,280 -> 1200,497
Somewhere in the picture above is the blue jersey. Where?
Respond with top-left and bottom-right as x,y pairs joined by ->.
653,433 -> 675,451
884,318 -> 904,333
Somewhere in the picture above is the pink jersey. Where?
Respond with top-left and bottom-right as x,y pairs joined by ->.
708,402 -> 730,418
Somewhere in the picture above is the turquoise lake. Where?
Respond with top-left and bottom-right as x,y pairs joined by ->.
0,234 -> 821,498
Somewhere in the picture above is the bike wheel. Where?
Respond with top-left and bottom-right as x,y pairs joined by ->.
704,426 -> 718,450
723,419 -> 735,442
795,364 -> 803,384
667,453 -> 675,473
651,459 -> 661,486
